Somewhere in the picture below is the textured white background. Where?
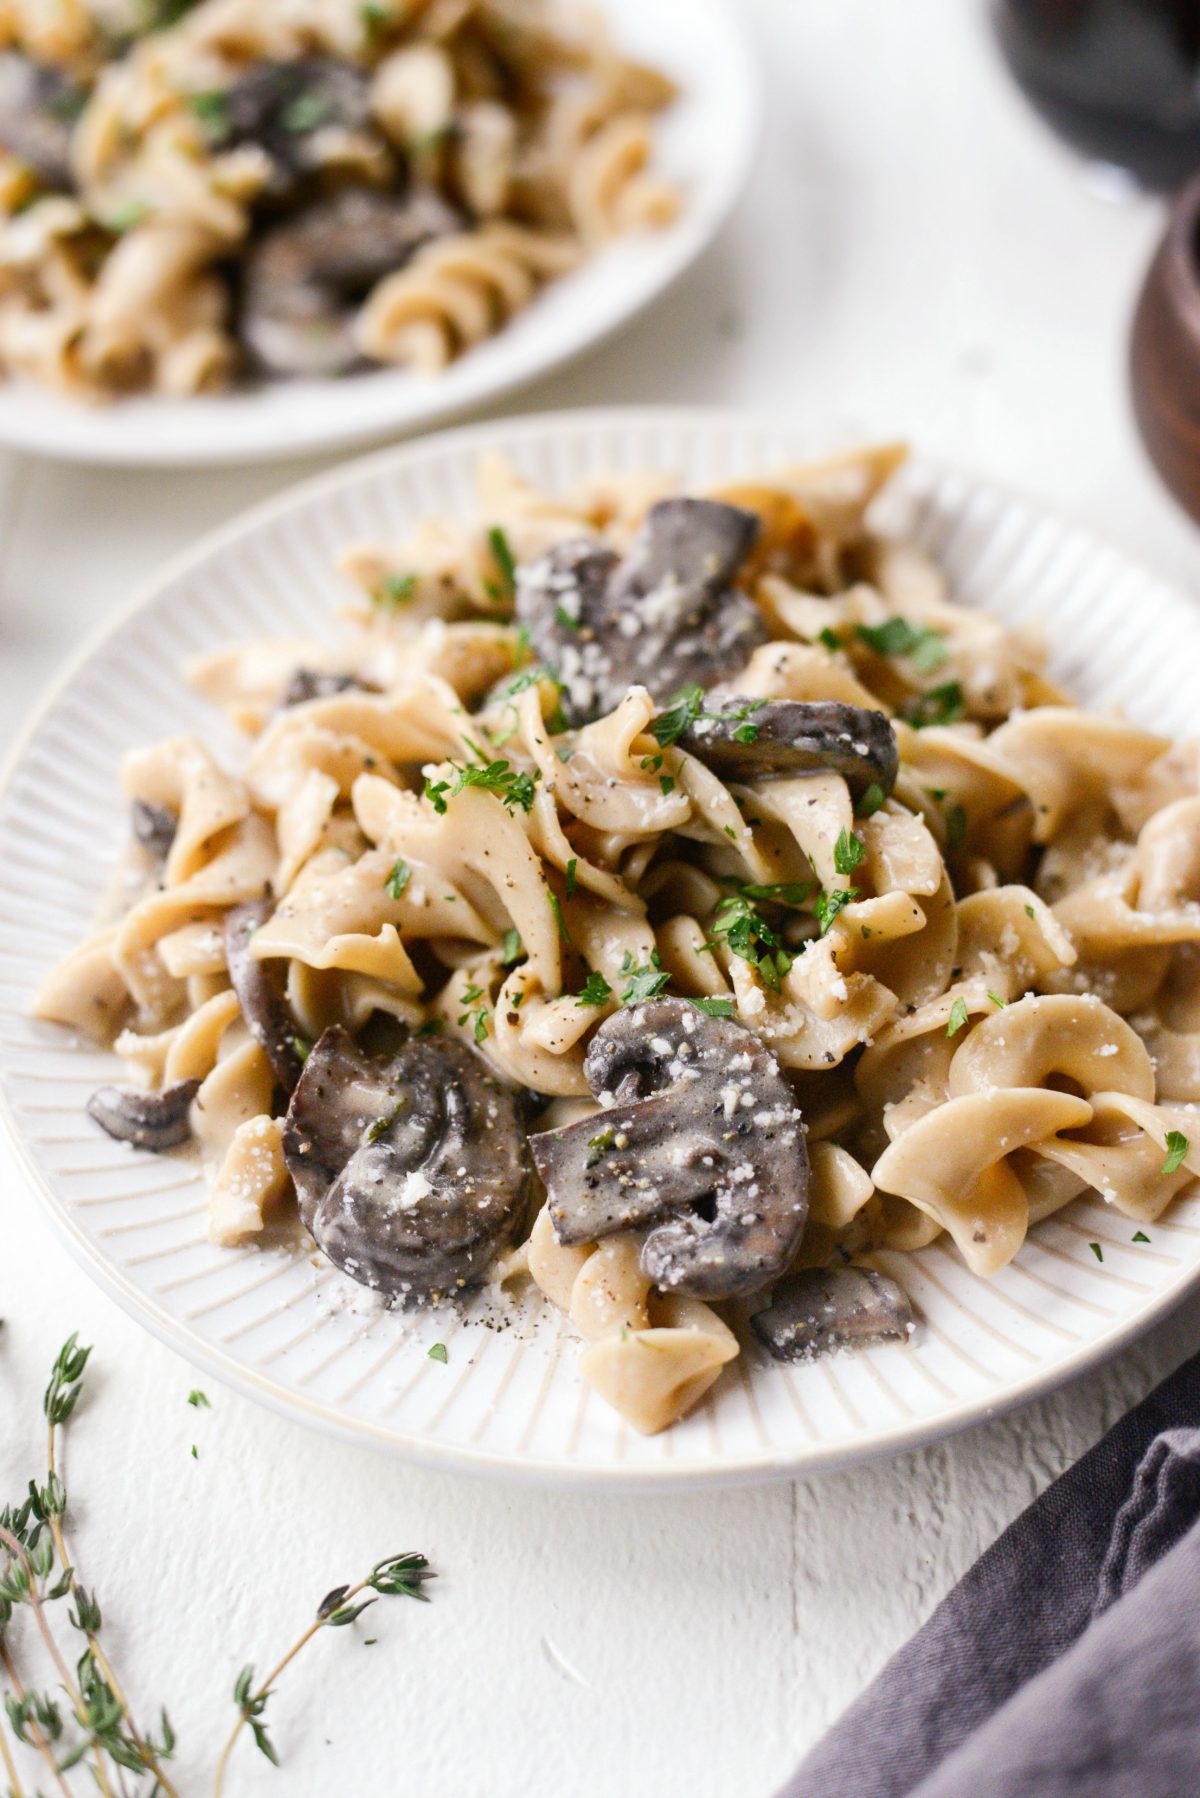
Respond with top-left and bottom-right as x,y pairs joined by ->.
3,2 -> 1200,1793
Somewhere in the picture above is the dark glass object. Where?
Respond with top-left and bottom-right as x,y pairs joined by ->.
993,1 -> 1200,188
1130,174 -> 1200,520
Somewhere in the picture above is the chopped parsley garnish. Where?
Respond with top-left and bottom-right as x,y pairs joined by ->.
814,887 -> 858,935
987,990 -> 1006,1008
565,857 -> 578,897
106,200 -> 149,234
855,616 -> 947,673
504,664 -> 559,698
554,605 -> 580,632
423,758 -> 538,815
415,1019 -> 443,1037
1088,1242 -> 1103,1263
619,951 -> 671,1005
1163,1131 -> 1190,1175
548,891 -> 573,945
904,681 -> 966,729
710,894 -> 793,988
856,782 -> 887,819
1025,903 -> 1037,919
687,995 -> 735,1018
501,928 -> 524,966
384,857 -> 411,900
367,1099 -> 405,1143
946,997 -> 969,1037
486,526 -> 517,602
640,752 -> 663,773
818,627 -> 842,652
1133,1231 -> 1151,1244
281,90 -> 334,132
427,1342 -> 448,1364
945,803 -> 967,851
733,723 -> 759,744
735,880 -> 814,907
574,971 -> 613,1008
187,1390 -> 210,1409
833,829 -> 866,877
374,572 -> 417,612
659,775 -> 676,795
587,1125 -> 616,1166
187,89 -> 230,133
649,684 -> 705,748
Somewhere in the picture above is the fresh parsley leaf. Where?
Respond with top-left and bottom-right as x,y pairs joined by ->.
565,857 -> 578,897
548,891 -> 572,945
620,952 -> 671,1005
650,684 -> 705,748
1025,902 -> 1036,919
855,616 -> 947,672
905,681 -> 965,729
659,775 -> 676,795
687,995 -> 735,1018
281,90 -> 333,132
427,1343 -> 448,1364
945,803 -> 967,851
473,1009 -> 489,1044
1088,1242 -> 1103,1262
817,626 -> 842,651
856,781 -> 887,819
367,1100 -> 405,1143
384,857 -> 411,900
291,1034 -> 314,1064
574,971 -> 613,1008
501,928 -> 524,966
372,572 -> 416,612
415,1019 -> 443,1036
187,1390 -> 210,1409
987,989 -> 1006,1008
711,894 -> 794,986
814,887 -> 858,936
736,880 -> 813,906
423,758 -> 538,815
486,526 -> 516,601
553,604 -> 580,632
732,723 -> 759,744
187,89 -> 229,134
1133,1230 -> 1151,1243
587,1125 -> 616,1166
1163,1131 -> 1190,1175
833,829 -> 866,876
946,997 -> 969,1037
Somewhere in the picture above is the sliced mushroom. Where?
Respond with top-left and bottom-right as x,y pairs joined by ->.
87,1079 -> 199,1151
529,998 -> 809,1301
282,1024 -> 531,1298
209,58 -> 372,196
240,186 -> 463,377
280,668 -> 376,706
0,54 -> 83,190
223,897 -> 305,1092
681,700 -> 899,798
514,499 -> 764,726
130,798 -> 177,861
751,1267 -> 913,1361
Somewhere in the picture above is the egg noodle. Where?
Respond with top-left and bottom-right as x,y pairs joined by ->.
34,444 -> 1200,1433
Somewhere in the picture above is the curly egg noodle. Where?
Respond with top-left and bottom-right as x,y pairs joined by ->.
33,444 -> 1200,1435
0,0 -> 677,398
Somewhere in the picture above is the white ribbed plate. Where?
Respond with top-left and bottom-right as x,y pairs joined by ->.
3,407 -> 1200,1489
0,0 -> 755,467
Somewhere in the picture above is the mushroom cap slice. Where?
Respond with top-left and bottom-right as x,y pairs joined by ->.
0,54 -> 80,189
223,897 -> 305,1094
87,1079 -> 200,1151
130,798 -> 177,861
280,668 -> 376,706
514,499 -> 764,726
217,57 -> 372,194
530,998 -> 809,1301
282,1025 -> 531,1299
751,1267 -> 913,1361
681,700 -> 899,798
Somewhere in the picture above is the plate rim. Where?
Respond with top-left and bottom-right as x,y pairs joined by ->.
3,401 -> 1199,1489
0,0 -> 759,469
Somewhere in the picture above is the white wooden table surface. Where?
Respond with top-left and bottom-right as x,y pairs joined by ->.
4,4 -> 1200,1794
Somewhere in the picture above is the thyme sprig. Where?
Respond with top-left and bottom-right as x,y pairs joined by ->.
213,1554 -> 434,1794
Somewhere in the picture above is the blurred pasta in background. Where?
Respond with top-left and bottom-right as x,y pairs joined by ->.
0,0 -> 679,398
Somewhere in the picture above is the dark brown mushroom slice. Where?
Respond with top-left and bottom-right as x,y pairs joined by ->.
207,57 -> 372,194
282,1025 -> 531,1299
529,998 -> 809,1301
280,668 -> 378,706
0,54 -> 84,189
87,1079 -> 200,1151
130,798 -> 177,861
513,500 -> 765,726
751,1267 -> 914,1362
223,897 -> 305,1093
240,186 -> 464,377
680,700 -> 899,799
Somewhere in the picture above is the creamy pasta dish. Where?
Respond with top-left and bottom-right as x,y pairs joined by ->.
0,0 -> 677,398
33,443 -> 1200,1434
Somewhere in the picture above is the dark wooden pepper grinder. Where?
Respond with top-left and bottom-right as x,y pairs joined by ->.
1130,175 -> 1200,523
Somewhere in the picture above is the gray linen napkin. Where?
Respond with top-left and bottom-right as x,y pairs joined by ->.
780,1349 -> 1200,1798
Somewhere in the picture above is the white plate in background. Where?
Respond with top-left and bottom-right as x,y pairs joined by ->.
0,0 -> 757,467
2,406 -> 1198,1488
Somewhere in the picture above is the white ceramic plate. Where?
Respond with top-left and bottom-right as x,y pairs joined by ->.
3,406 -> 1200,1489
0,0 -> 755,468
